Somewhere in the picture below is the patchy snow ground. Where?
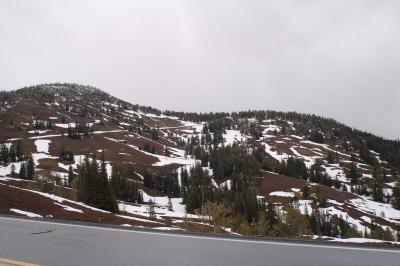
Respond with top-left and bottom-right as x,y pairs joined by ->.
220,179 -> 233,190
10,208 -> 43,218
152,154 -> 196,167
118,190 -> 199,220
153,227 -> 183,231
0,162 -> 23,177
323,164 -> 348,183
34,139 -> 51,153
348,197 -> 400,223
222,130 -> 248,146
263,143 -> 290,161
289,146 -> 321,168
105,136 -> 196,168
297,200 -> 313,215
32,153 -> 57,167
5,183 -> 110,214
329,237 -> 400,244
28,130 -> 49,134
269,191 -> 295,197
54,203 -> 83,213
262,124 -> 281,133
321,206 -> 368,233
55,123 -> 76,128
116,214 -> 162,224
327,199 -> 344,206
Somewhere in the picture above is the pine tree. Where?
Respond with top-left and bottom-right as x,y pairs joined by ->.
148,199 -> 156,220
302,186 -> 310,199
346,163 -> 362,184
77,156 -> 91,203
97,152 -> 118,212
392,182 -> 400,210
2,145 -> 9,164
167,197 -> 173,211
371,180 -> 384,202
143,170 -> 154,188
68,165 -> 74,187
16,141 -> 23,161
19,163 -> 26,179
164,146 -> 171,157
26,154 -> 35,180
59,146 -> 65,160
265,201 -> 278,226
10,164 -> 16,177
9,145 -> 16,162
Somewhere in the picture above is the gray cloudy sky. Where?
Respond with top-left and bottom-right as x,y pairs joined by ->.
1,0 -> 399,139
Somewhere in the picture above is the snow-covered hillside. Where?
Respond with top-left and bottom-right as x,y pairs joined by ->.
0,83 -> 399,244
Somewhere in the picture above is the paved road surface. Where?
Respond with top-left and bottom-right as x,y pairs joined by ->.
0,216 -> 399,266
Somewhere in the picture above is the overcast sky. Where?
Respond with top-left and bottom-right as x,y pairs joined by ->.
1,0 -> 399,139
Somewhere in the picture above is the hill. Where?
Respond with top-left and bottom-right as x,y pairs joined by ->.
0,83 -> 399,244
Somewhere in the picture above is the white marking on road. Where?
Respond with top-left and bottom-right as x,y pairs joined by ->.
1,216 -> 399,254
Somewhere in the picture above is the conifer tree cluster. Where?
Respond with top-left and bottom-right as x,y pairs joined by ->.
0,141 -> 24,164
278,157 -> 308,180
67,124 -> 92,139
33,119 -> 53,130
142,169 -> 180,197
59,146 -> 75,162
76,154 -> 118,212
110,163 -> 143,204
346,163 -> 362,184
18,154 -> 35,180
180,164 -> 261,225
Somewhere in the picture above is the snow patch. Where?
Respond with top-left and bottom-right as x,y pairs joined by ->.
34,139 -> 51,153
269,191 -> 295,197
10,208 -> 43,218
54,203 -> 83,213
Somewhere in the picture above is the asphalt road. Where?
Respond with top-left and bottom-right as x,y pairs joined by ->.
0,216 -> 399,266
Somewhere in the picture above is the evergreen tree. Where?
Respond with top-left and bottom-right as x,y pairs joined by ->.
10,164 -> 16,177
265,201 -> 278,227
164,146 -> 171,157
9,145 -> 16,162
2,145 -> 9,164
77,156 -> 91,203
148,199 -> 156,220
167,197 -> 173,211
302,186 -> 310,199
278,157 -> 307,180
279,207 -> 310,237
59,146 -> 65,160
110,163 -> 143,204
392,182 -> 400,210
346,163 -> 362,184
96,153 -> 118,212
19,163 -> 26,179
68,165 -> 74,187
371,180 -> 384,202
326,151 -> 339,164
143,170 -> 154,188
76,155 -> 118,212
16,141 -> 23,161
26,154 -> 35,180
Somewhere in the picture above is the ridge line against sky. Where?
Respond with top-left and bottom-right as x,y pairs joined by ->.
1,0 -> 399,139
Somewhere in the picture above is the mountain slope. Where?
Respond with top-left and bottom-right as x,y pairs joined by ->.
0,83 -> 399,243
